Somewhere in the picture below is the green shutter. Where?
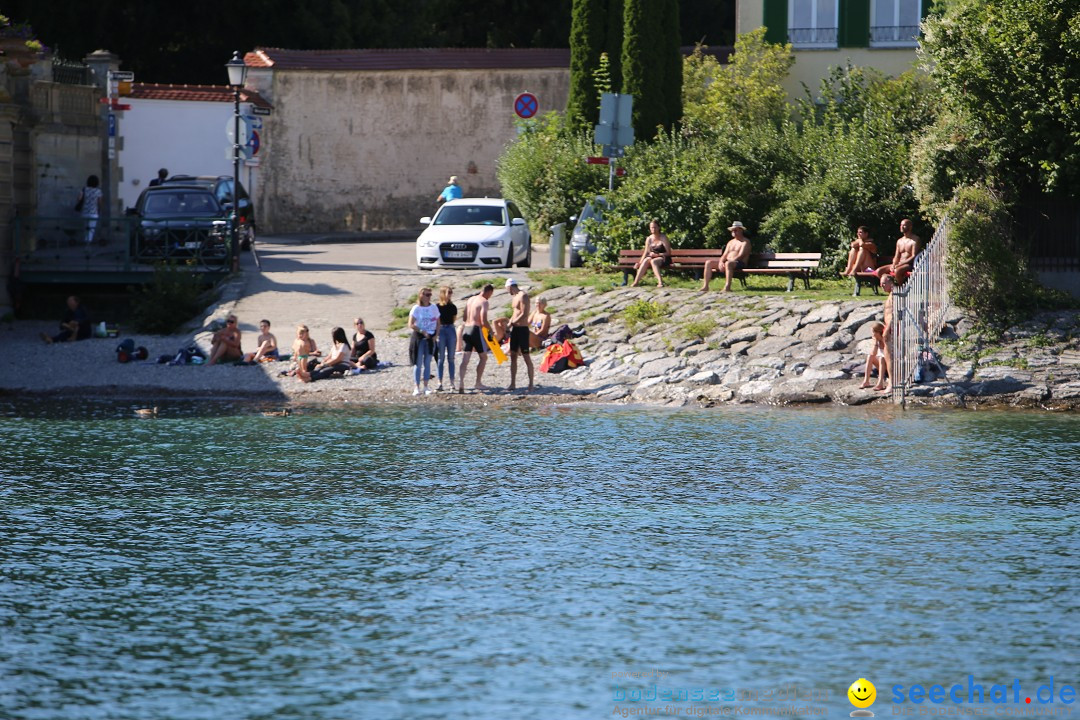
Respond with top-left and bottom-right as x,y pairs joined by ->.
833,0 -> 868,47
838,0 -> 869,47
763,0 -> 788,45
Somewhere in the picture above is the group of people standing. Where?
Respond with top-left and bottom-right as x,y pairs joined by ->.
408,280 -> 550,395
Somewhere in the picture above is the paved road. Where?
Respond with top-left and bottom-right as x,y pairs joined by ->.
227,235 -> 558,341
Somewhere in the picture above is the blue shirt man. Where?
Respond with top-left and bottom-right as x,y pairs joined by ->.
438,176 -> 463,204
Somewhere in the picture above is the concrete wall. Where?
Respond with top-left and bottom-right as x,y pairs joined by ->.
259,67 -> 569,232
116,98 -> 256,211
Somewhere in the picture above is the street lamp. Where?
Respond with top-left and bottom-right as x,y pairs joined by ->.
226,51 -> 247,272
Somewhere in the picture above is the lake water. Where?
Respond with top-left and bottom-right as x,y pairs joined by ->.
1,400 -> 1078,720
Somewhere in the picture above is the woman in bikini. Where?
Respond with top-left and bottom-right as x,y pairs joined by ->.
629,219 -> 672,288
528,297 -> 552,350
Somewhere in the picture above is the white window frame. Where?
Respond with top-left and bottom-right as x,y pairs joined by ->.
870,0 -> 921,48
788,0 -> 839,49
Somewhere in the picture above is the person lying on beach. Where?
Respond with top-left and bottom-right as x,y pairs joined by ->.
860,322 -> 888,390
841,226 -> 878,277
207,315 -> 242,365
298,327 -> 352,383
243,319 -> 279,363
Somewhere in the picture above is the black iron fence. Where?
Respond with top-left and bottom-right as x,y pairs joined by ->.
51,56 -> 93,86
14,215 -> 235,275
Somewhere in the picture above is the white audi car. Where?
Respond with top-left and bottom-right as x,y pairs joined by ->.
416,198 -> 532,269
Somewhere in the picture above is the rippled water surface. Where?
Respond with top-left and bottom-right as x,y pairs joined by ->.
1,400 -> 1078,719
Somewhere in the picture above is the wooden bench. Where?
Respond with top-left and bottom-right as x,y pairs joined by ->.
853,267 -> 883,295
617,249 -> 821,291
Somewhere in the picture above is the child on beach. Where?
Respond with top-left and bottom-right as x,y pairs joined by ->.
243,319 -> 279,363
860,322 -> 889,391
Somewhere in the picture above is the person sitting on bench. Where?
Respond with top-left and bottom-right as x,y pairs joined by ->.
629,220 -> 672,288
700,221 -> 752,292
842,226 -> 878,277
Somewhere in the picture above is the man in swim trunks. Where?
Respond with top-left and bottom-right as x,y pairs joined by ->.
458,283 -> 494,393
876,218 -> 922,285
700,221 -> 752,292
504,278 -> 534,393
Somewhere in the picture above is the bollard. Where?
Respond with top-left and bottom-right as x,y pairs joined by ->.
549,222 -> 566,268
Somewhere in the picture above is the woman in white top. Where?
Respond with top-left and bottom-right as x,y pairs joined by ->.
75,175 -> 103,245
408,286 -> 441,396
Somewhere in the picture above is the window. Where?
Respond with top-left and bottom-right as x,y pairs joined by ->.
788,0 -> 838,48
871,0 -> 921,46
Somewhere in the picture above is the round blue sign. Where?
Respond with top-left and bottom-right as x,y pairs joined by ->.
514,92 -> 539,119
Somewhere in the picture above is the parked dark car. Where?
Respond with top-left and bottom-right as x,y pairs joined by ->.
126,185 -> 230,266
163,175 -> 256,249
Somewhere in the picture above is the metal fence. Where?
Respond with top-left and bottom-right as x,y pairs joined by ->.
14,215 -> 235,276
51,56 -> 93,86
891,216 -> 951,404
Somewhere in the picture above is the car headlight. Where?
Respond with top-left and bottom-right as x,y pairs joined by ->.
482,239 -> 505,248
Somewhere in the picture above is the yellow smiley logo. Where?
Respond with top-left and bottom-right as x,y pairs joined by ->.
848,678 -> 877,709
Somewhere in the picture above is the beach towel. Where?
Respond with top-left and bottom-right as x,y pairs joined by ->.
540,339 -> 583,374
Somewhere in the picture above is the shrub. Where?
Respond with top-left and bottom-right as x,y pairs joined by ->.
945,186 -> 1036,323
130,263 -> 207,334
496,113 -> 604,238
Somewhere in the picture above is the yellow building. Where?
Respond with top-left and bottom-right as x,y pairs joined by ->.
738,0 -> 929,97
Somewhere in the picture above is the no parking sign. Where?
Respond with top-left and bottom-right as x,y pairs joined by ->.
514,92 -> 539,119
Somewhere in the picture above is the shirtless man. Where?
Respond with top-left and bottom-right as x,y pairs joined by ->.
458,284 -> 494,393
876,218 -> 921,284
504,278 -> 534,393
208,314 -> 243,365
700,221 -> 752,292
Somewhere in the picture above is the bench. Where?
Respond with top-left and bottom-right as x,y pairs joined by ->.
617,249 -> 821,291
853,263 -> 886,296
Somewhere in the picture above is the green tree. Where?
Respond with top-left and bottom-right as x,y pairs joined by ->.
661,0 -> 682,130
682,29 -> 793,133
566,0 -> 608,131
621,0 -> 678,139
920,0 -> 1080,196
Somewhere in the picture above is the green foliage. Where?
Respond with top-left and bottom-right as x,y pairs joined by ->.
921,0 -> 1080,197
592,52 -> 613,100
566,0 -> 607,132
945,186 -> 1037,323
680,319 -> 714,341
621,299 -> 668,331
496,112 -> 603,237
130,264 -> 207,334
388,306 -> 410,332
682,30 -> 794,133
621,0 -> 679,139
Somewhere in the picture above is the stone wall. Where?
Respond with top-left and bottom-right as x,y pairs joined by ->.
258,67 -> 569,233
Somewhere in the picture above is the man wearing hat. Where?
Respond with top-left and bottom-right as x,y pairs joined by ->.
504,278 -> 535,393
437,176 -> 463,204
700,221 -> 752,292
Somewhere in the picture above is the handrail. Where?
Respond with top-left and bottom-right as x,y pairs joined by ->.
891,215 -> 951,404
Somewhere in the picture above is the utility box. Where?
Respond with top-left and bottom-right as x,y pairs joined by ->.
549,222 -> 566,268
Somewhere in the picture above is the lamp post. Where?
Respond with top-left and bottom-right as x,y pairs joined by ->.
226,51 -> 247,272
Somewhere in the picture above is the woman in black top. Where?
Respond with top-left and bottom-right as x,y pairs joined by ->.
350,317 -> 378,369
435,286 -> 458,391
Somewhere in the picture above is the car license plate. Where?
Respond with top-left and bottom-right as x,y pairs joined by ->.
445,250 -> 472,259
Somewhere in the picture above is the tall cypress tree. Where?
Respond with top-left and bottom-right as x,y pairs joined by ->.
566,0 -> 607,131
662,0 -> 682,130
621,0 -> 667,139
605,0 -> 623,95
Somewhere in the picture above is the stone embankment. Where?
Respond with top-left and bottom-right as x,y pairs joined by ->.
508,284 -> 1080,409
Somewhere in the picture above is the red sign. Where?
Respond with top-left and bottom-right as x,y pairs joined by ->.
586,156 -> 610,165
